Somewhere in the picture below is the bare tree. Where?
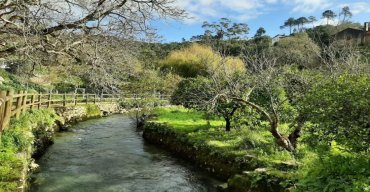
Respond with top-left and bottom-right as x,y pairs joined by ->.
315,42 -> 368,76
0,0 -> 185,62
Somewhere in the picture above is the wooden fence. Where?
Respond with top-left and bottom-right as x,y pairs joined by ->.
0,90 -> 121,134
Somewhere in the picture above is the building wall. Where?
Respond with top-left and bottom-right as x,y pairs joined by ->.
363,22 -> 370,44
364,32 -> 370,44
336,29 -> 363,45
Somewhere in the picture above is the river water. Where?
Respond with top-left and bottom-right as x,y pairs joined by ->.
30,115 -> 221,192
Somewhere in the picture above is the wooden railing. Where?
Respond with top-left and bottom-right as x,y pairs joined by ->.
0,90 -> 121,134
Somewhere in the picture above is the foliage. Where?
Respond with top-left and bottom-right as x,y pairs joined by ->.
322,10 -> 337,25
300,74 -> 370,152
125,69 -> 182,95
297,144 -> 370,192
171,77 -> 213,109
160,44 -> 245,77
149,102 -> 369,191
197,18 -> 249,41
148,106 -> 298,192
271,33 -> 320,68
306,25 -> 334,47
0,69 -> 45,92
0,109 -> 59,191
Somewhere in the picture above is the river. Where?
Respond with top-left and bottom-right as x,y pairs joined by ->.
30,115 -> 221,192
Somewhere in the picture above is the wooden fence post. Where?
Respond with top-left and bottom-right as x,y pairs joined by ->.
63,93 -> 66,107
37,93 -> 41,109
74,94 -> 77,106
21,91 -> 27,115
15,90 -> 24,119
93,94 -> 96,104
30,94 -> 35,110
0,90 -> 7,133
47,93 -> 52,108
3,90 -> 13,130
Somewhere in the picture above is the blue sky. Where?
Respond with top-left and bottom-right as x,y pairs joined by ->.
152,0 -> 370,42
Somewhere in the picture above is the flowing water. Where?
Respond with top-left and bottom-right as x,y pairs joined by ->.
30,115 -> 221,192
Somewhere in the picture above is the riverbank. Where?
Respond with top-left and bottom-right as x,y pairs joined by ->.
0,103 -> 121,192
142,107 -> 297,192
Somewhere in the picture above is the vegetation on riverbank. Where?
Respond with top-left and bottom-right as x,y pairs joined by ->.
145,106 -> 370,192
0,109 -> 58,191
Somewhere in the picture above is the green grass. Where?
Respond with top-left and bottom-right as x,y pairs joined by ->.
150,106 -> 295,166
152,106 -> 224,133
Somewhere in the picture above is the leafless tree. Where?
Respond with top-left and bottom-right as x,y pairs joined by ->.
0,0 -> 185,93
0,0 -> 185,65
315,42 -> 369,76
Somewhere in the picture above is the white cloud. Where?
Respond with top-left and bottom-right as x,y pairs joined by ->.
286,0 -> 332,13
338,2 -> 370,15
172,0 -> 364,25
173,0 -> 266,24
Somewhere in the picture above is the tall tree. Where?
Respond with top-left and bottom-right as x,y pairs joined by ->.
281,17 -> 296,35
339,6 -> 352,23
297,17 -> 309,32
322,10 -> 337,25
201,18 -> 249,40
254,27 -> 266,38
308,16 -> 317,27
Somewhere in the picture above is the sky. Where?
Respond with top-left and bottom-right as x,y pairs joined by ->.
151,0 -> 370,42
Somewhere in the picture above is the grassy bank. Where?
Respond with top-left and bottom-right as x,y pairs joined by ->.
145,106 -> 370,192
144,107 -> 297,191
0,104 -> 103,192
0,109 -> 59,192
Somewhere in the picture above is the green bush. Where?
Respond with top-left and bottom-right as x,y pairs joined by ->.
297,146 -> 370,192
171,77 -> 213,110
271,33 -> 320,68
301,74 -> 370,153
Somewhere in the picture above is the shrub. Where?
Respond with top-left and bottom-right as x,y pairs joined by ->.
0,109 -> 59,191
297,145 -> 370,192
160,44 -> 245,77
301,74 -> 370,152
271,33 -> 320,68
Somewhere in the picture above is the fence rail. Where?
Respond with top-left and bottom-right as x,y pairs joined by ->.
0,90 -> 123,134
0,90 -> 171,138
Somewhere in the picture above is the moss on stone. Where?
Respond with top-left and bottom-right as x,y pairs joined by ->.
85,104 -> 102,118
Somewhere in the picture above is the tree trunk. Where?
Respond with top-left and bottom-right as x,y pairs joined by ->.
225,117 -> 231,132
270,120 -> 295,151
288,116 -> 305,149
231,98 -> 296,151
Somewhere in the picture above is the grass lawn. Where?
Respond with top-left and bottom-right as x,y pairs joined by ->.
151,106 -> 224,133
150,106 -> 295,166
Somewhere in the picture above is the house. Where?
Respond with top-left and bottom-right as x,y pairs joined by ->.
335,22 -> 370,45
